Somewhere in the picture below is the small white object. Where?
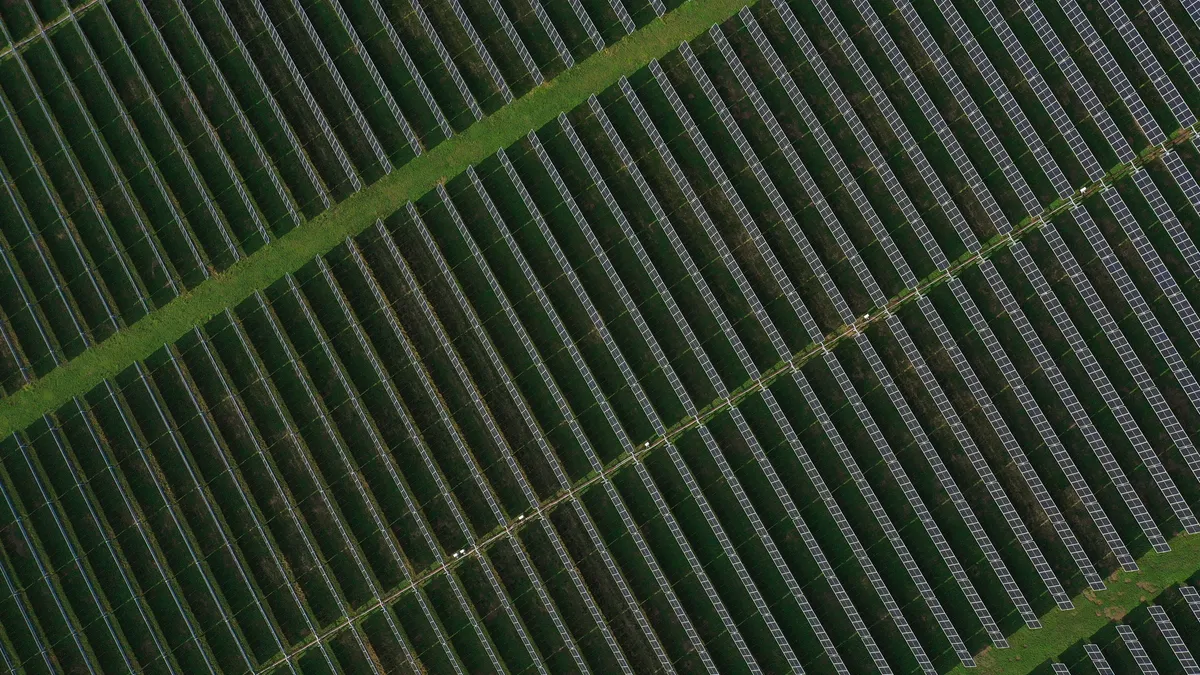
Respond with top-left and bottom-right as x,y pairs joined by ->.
517,515 -> 524,521
863,314 -> 869,320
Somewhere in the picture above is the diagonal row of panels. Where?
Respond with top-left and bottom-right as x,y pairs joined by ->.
5,0 -> 1200,673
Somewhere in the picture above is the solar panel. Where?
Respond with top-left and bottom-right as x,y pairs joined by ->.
564,0 -> 605,51
641,63 -> 794,360
415,200 -> 630,670
979,261 -> 1172,548
735,13 -> 892,308
361,0 -> 454,138
919,296 -> 1105,587
820,351 -> 971,666
10,9 -> 431,660
862,327 -> 1032,632
634,459 -> 762,670
533,65 -> 788,661
226,308 -> 382,670
1060,0 -> 1168,146
1011,242 -> 1200,531
890,0 -> 1041,215
530,133 -> 698,416
1146,0 -> 1200,95
765,386 -> 914,673
1086,644 -> 1116,674
286,0 -> 393,172
501,150 -> 666,433
408,0 -> 484,119
725,411 -> 854,673
811,0 -> 984,251
606,0 -> 637,34
447,0 -> 514,103
484,0 -> 545,85
1017,0 -> 1136,164
748,2 -> 1089,610
588,97 -> 759,384
677,431 -> 803,671
1134,169 -> 1200,307
12,0 -> 1200,671
924,0 -> 1074,198
949,278 -> 1142,563
975,0 -> 1105,181
559,119 -> 731,395
754,6 -> 919,289
252,0 -> 364,188
532,98 -> 794,666
1085,192 -> 1200,423
466,166 -> 713,667
775,1 -> 948,272
1117,624 -> 1160,674
887,312 -> 1061,617
682,38 -> 845,338
1148,605 -> 1200,674
1038,225 -> 1200,476
527,0 -> 574,68
1180,587 -> 1200,628
1096,0 -> 1195,128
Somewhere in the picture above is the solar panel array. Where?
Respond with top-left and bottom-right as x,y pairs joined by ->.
5,0 -> 1200,673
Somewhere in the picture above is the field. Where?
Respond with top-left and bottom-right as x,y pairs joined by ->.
4,0 -> 1200,673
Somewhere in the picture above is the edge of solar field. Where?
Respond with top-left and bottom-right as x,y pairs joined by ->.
950,534 -> 1200,674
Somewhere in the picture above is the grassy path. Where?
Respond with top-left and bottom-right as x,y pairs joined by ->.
0,0 -> 755,438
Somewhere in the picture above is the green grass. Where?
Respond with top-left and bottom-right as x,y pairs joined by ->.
0,0 -> 756,438
950,533 -> 1200,674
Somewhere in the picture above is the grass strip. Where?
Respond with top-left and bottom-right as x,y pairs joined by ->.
950,534 -> 1200,674
0,0 -> 755,439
